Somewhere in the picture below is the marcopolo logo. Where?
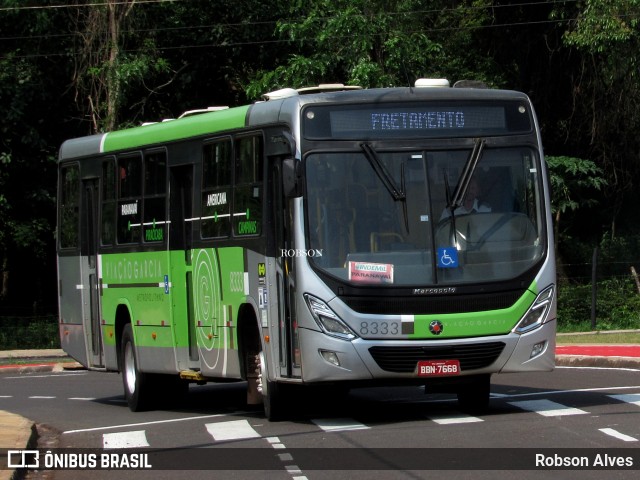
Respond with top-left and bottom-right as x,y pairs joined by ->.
280,249 -> 323,258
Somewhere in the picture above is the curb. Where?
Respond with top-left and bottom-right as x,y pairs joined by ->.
0,362 -> 83,375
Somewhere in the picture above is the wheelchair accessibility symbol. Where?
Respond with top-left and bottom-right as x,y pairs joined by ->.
437,247 -> 459,268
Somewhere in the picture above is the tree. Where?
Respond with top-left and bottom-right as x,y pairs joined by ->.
546,155 -> 606,258
245,0 -> 502,98
553,0 -> 640,237
71,0 -> 175,132
0,1 -> 70,309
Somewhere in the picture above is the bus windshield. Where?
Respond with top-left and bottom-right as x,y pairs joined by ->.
305,146 -> 545,286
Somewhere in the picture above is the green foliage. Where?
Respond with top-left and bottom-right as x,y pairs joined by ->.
557,277 -> 640,332
546,156 -> 606,215
562,0 -> 640,54
246,0 -> 456,98
0,316 -> 60,349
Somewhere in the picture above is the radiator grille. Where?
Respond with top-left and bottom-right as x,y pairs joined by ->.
340,291 -> 523,315
368,342 -> 506,373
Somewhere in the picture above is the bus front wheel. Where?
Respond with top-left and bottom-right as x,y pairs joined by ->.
257,351 -> 288,421
121,324 -> 156,411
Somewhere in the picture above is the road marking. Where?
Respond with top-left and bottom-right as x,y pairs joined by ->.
69,397 -> 96,401
599,428 -> 638,442
608,393 -> 640,407
508,399 -> 588,416
426,412 -> 484,424
205,419 -> 261,441
63,413 -> 227,434
29,396 -> 56,399
495,384 -> 640,399
311,418 -> 370,432
266,436 -> 286,449
103,430 -> 150,448
0,395 -> 12,398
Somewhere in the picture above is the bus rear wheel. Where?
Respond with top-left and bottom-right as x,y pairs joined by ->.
121,324 -> 157,411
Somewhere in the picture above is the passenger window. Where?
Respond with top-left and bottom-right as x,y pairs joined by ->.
117,154 -> 142,244
59,164 -> 80,249
201,139 -> 232,238
234,135 -> 263,236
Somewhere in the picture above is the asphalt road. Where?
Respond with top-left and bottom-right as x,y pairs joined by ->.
2,365 -> 640,480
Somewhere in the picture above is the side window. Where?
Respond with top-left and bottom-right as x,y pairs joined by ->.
143,151 -> 167,243
101,158 -> 116,246
234,135 -> 263,236
201,140 -> 231,238
59,164 -> 80,249
117,154 -> 142,244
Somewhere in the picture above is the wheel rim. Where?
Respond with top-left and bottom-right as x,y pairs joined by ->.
124,341 -> 137,395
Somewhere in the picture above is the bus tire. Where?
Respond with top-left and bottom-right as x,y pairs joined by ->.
121,324 -> 156,412
258,351 -> 288,421
456,374 -> 491,414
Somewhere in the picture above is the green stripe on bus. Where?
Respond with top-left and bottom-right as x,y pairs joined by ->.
102,105 -> 251,152
408,285 -> 537,339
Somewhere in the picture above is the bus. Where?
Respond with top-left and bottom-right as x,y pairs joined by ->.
57,79 -> 556,419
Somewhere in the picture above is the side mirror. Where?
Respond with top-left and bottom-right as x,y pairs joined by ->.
282,158 -> 302,198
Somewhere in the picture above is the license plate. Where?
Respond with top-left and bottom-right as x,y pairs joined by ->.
417,359 -> 460,377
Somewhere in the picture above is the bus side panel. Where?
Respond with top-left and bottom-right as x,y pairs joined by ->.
101,251 -> 177,374
58,254 -> 89,367
191,246 -> 245,378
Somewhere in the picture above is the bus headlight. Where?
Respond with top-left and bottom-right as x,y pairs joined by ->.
304,294 -> 357,340
514,286 -> 555,334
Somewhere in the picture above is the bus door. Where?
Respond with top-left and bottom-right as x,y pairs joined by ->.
80,178 -> 104,368
169,165 -> 197,368
272,159 -> 300,378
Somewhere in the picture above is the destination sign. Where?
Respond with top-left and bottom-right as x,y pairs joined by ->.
303,101 -> 532,139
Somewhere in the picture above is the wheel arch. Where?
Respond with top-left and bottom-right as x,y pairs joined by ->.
115,302 -> 132,372
236,302 -> 262,381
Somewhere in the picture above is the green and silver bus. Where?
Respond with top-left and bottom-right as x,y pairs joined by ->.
57,79 -> 556,419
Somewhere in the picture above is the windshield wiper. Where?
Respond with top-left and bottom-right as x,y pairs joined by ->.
360,143 -> 406,202
447,138 -> 486,214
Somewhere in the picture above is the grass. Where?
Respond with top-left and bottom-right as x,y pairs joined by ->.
556,331 -> 640,344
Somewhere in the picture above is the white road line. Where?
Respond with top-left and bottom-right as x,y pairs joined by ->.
63,413 -> 226,434
496,384 -> 640,399
508,399 -> 588,417
266,436 -> 286,449
0,395 -> 12,398
608,393 -> 640,407
205,419 -> 261,441
311,418 -> 370,432
69,397 -> 96,401
599,428 -> 638,442
427,412 -> 484,425
29,396 -> 56,399
103,430 -> 150,449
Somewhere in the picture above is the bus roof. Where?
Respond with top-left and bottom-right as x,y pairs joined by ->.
59,86 -> 531,161
59,104 -> 251,161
